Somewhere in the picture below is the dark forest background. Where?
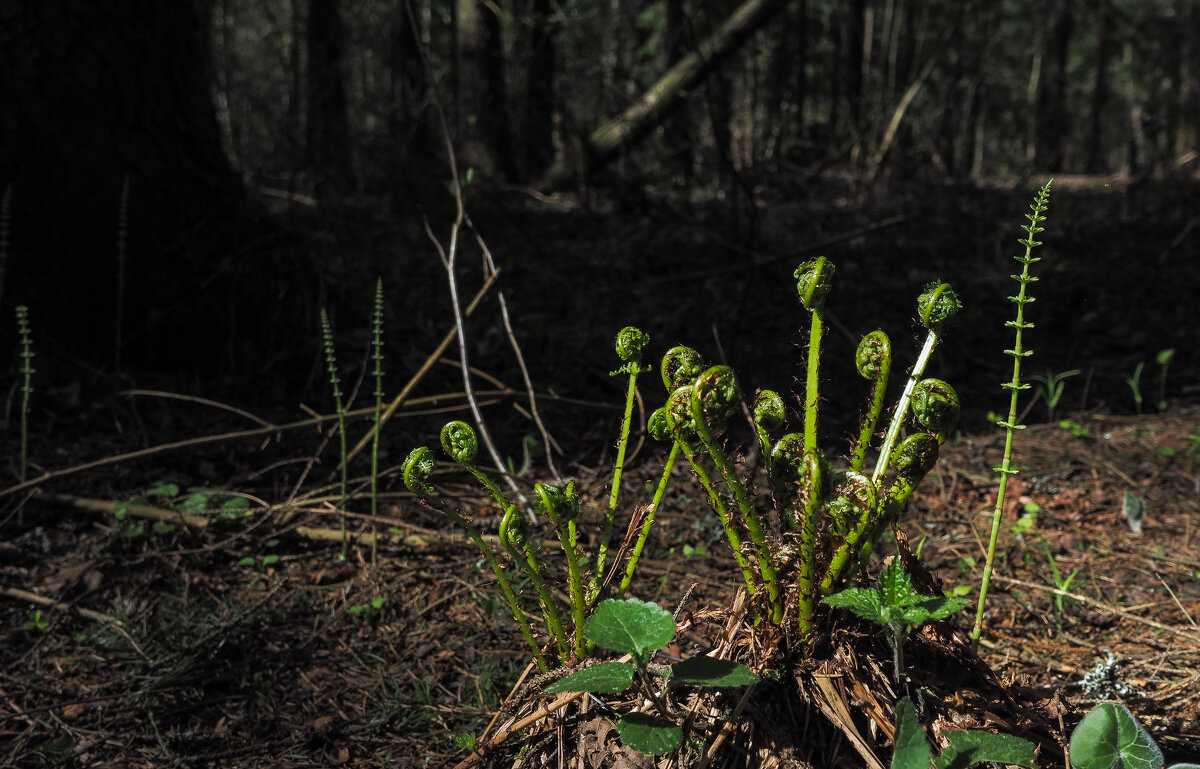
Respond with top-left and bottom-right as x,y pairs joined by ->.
1,0 -> 1197,446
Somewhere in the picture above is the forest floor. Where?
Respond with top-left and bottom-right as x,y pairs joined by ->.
2,176 -> 1199,767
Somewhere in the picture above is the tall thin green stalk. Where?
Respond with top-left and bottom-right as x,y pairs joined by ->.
369,279 -> 385,565
971,179 -> 1052,651
320,307 -> 349,561
594,326 -> 650,597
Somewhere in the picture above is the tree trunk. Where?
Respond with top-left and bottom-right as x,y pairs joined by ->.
1033,0 -> 1072,172
538,0 -> 786,189
307,0 -> 352,202
1085,0 -> 1112,174
662,0 -> 693,181
0,0 -> 244,364
454,0 -> 499,176
523,0 -> 558,179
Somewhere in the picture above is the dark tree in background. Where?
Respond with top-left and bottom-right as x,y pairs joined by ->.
522,0 -> 558,179
0,0 -> 244,361
1032,0 -> 1072,173
307,0 -> 352,202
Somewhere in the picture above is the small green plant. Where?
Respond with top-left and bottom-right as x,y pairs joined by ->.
1029,368 -> 1079,421
347,596 -> 387,616
1037,538 -> 1080,624
15,305 -> 34,484
1121,491 -> 1147,535
1060,419 -> 1091,438
237,553 -> 282,572
1069,702 -> 1199,769
1127,361 -> 1146,415
320,307 -> 349,561
824,559 -> 970,684
890,697 -> 1036,769
1155,348 -> 1175,411
22,609 -> 50,632
971,180 -> 1051,650
544,598 -> 757,756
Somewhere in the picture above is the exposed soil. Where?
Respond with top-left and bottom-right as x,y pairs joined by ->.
2,178 -> 1199,767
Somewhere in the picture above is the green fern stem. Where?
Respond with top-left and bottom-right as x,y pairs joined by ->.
595,327 -> 650,595
674,435 -> 758,598
618,440 -> 680,597
971,179 -> 1051,650
792,449 -> 824,639
688,370 -> 782,623
849,331 -> 892,473
499,505 -> 569,657
403,448 -> 548,670
321,308 -> 349,561
537,482 -> 587,659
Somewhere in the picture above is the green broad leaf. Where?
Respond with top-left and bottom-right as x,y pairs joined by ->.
454,732 -> 476,750
584,599 -> 675,662
878,559 -> 921,611
221,497 -> 250,511
823,586 -> 888,626
617,712 -> 682,756
151,521 -> 176,534
146,483 -> 179,498
890,698 -> 932,769
670,656 -> 758,688
237,556 -> 256,567
1069,703 -> 1163,769
176,493 -> 211,513
545,662 -> 635,694
262,554 -> 281,566
899,594 -> 971,627
935,730 -> 1037,769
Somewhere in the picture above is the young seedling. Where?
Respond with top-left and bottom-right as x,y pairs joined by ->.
1037,538 -> 1080,624
545,598 -> 757,756
1029,368 -> 1079,422
890,697 -> 1037,769
1155,348 -> 1175,411
823,559 -> 969,684
1127,361 -> 1146,415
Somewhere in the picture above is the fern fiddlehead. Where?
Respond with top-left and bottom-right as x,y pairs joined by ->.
872,282 -> 961,484
594,326 -> 652,598
688,365 -> 782,622
440,420 -> 513,511
402,447 -> 548,670
849,331 -> 892,473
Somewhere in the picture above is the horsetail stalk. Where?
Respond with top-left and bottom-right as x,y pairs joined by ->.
320,307 -> 349,561
971,179 -> 1052,651
369,278 -> 385,565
